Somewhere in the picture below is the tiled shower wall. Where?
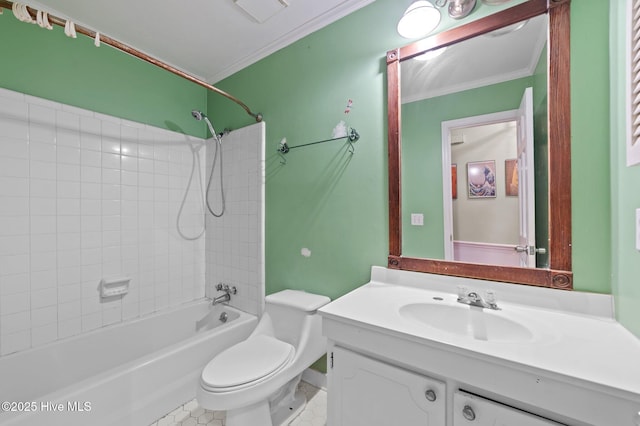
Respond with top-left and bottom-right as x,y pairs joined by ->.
0,87 -> 208,356
205,122 -> 265,316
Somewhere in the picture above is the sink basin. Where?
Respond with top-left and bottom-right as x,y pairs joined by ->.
399,302 -> 534,343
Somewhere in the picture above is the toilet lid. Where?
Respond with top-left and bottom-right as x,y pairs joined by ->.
201,335 -> 294,391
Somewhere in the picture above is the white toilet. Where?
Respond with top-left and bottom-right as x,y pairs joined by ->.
197,289 -> 331,426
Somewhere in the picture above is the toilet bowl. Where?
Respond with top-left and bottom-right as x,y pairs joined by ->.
197,289 -> 331,426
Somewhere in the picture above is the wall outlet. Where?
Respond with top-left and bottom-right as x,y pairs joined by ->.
636,209 -> 640,251
411,213 -> 424,226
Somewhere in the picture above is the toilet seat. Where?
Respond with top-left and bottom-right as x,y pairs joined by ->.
201,335 -> 295,393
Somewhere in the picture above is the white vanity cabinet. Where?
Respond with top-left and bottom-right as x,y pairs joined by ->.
319,267 -> 640,426
328,346 -> 446,426
327,345 -> 566,426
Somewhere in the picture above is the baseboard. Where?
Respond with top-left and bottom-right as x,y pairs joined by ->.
301,368 -> 326,390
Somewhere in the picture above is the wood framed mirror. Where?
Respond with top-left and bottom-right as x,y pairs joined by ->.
387,0 -> 572,289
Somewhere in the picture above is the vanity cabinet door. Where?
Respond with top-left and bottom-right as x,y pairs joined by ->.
453,390 -> 565,425
328,346 -> 446,426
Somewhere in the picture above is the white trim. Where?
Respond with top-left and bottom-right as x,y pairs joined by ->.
453,240 -> 520,267
627,0 -> 640,166
441,110 -> 519,260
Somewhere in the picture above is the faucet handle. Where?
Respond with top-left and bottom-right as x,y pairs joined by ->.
216,282 -> 224,291
457,286 -> 467,300
485,290 -> 500,309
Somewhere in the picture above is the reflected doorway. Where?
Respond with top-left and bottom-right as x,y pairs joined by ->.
441,88 -> 537,267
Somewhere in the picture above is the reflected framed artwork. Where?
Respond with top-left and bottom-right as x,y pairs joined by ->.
467,160 -> 496,198
452,163 -> 457,199
505,159 -> 518,196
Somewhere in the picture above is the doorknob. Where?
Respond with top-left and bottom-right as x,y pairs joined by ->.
514,245 -> 546,255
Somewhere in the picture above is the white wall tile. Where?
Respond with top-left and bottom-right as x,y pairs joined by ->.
0,273 -> 29,296
0,254 -> 29,276
57,146 -> 81,165
0,177 -> 29,197
0,117 -> 28,140
0,138 -> 29,160
1,311 -> 31,334
0,330 -> 30,355
0,291 -> 30,315
205,122 -> 264,316
0,88 -> 236,356
30,233 -> 58,253
58,318 -> 81,339
31,324 -> 58,347
0,156 -> 28,178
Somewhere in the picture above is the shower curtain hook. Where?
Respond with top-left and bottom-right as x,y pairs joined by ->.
43,12 -> 53,30
21,4 -> 34,23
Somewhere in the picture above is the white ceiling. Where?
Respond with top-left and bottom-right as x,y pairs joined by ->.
27,0 -> 374,83
401,14 -> 547,104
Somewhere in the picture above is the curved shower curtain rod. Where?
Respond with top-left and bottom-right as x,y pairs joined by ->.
0,0 -> 263,123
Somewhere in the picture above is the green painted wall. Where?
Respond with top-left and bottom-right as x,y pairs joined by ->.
401,77 -> 534,259
0,1 -> 616,302
570,0 -> 611,294
0,12 -> 207,138
209,0 -> 612,299
610,1 -> 640,337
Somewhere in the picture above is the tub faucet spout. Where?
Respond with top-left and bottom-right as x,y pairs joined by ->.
212,293 -> 230,305
212,283 -> 237,305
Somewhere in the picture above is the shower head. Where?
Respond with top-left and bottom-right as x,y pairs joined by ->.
191,109 -> 222,143
191,110 -> 206,121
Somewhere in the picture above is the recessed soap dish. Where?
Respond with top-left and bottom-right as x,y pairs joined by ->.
100,277 -> 130,298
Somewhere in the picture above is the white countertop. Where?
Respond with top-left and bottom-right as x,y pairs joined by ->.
319,268 -> 640,399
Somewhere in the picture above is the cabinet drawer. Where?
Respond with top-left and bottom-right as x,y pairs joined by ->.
453,390 -> 565,425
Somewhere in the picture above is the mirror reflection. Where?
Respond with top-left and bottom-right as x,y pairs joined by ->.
400,14 -> 550,269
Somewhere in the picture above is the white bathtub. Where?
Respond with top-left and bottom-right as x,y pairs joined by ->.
0,300 -> 257,426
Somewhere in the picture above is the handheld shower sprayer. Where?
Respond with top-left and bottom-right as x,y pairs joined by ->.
191,110 -> 222,143
191,110 -> 226,217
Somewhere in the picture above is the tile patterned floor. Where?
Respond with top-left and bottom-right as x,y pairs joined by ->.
150,382 -> 327,426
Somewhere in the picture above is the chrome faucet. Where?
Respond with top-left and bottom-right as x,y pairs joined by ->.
457,288 -> 500,310
212,283 -> 237,305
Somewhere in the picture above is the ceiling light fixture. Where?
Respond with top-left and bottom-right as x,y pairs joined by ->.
397,1 -> 441,39
397,0 -> 477,39
443,0 -> 477,20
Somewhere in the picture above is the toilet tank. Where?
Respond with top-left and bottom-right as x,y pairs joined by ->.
265,290 -> 331,347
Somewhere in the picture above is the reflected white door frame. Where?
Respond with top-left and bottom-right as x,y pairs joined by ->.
516,87 -> 537,267
441,109 -> 521,261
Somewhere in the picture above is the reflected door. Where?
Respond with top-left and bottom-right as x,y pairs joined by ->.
516,87 -> 537,267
